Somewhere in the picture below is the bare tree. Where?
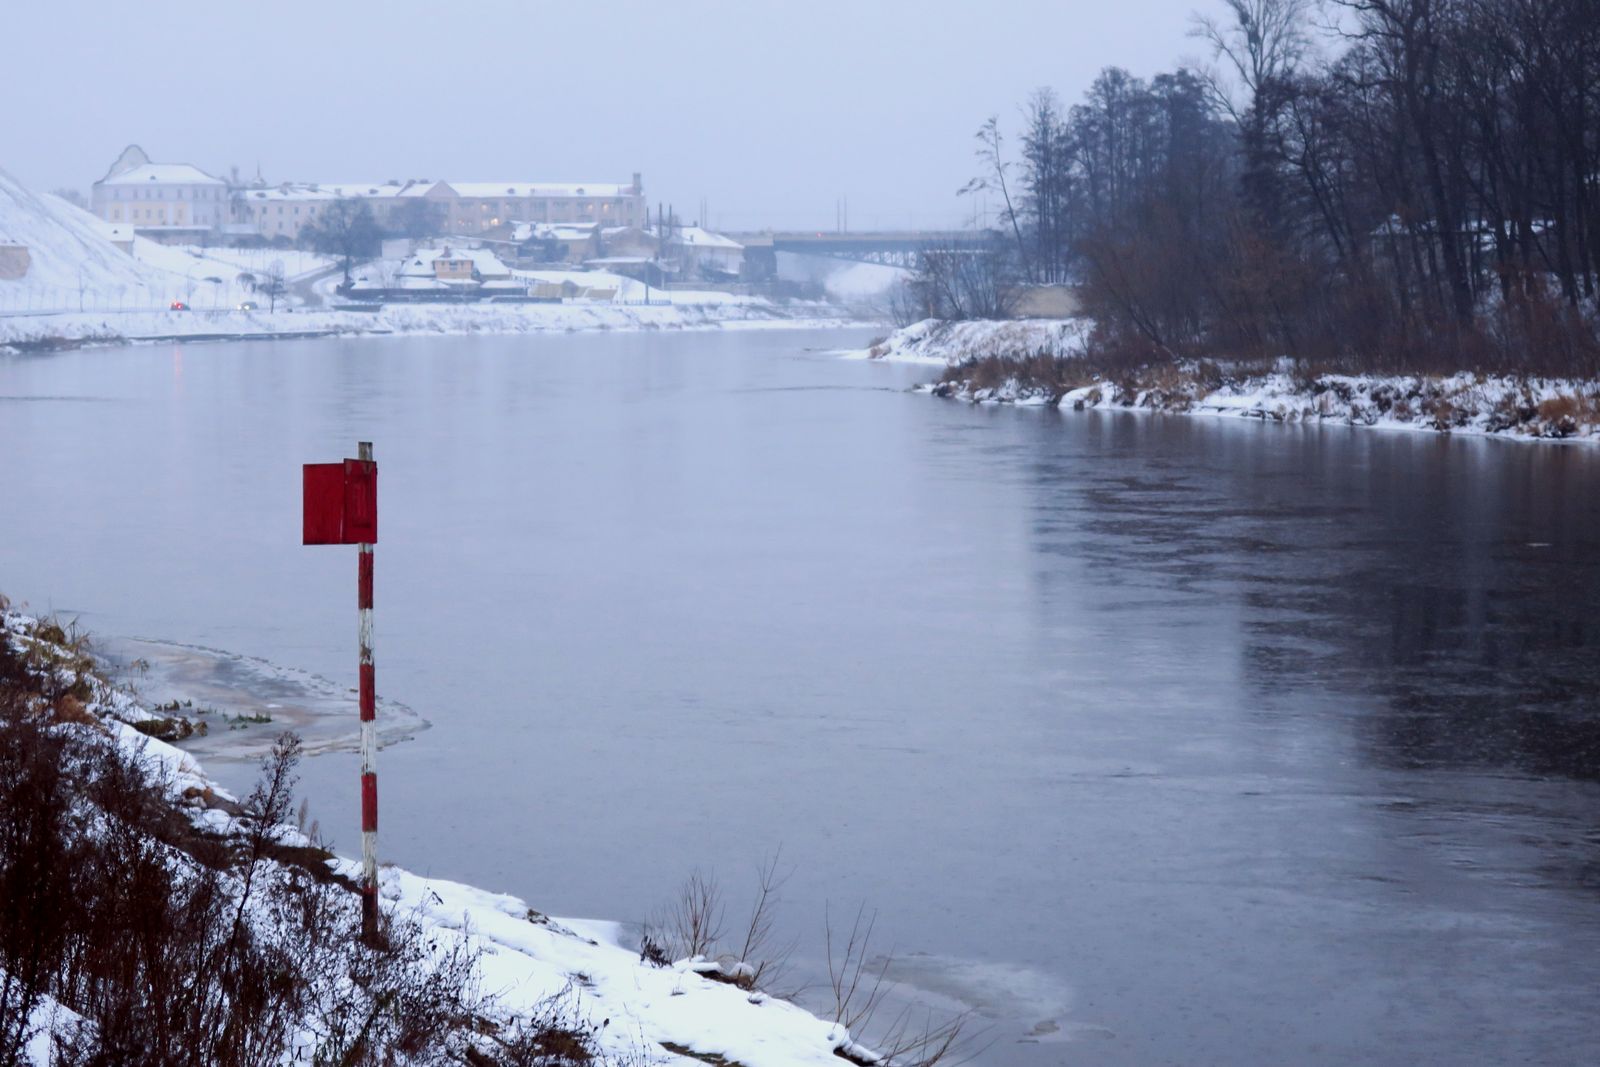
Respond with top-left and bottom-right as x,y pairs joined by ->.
910,238 -> 1023,321
960,117 -> 1034,282
260,260 -> 288,313
300,198 -> 383,287
1190,0 -> 1312,123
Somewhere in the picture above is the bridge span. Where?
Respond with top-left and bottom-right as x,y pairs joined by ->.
735,229 -> 997,268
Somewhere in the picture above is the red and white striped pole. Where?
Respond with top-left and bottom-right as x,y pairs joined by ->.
356,440 -> 379,945
302,442 -> 381,945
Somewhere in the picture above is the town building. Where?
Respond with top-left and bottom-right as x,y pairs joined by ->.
435,176 -> 645,233
87,146 -> 649,249
348,244 -> 519,300
232,175 -> 646,242
668,226 -> 745,279
90,146 -> 228,239
237,180 -> 441,241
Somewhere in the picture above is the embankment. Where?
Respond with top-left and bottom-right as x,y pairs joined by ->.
857,318 -> 1600,441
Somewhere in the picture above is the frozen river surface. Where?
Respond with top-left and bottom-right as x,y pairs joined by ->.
3,328 -> 1599,1065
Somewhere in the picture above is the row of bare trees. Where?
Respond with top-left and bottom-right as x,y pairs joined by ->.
960,0 -> 1600,375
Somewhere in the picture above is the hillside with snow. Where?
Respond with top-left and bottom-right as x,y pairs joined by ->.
0,168 -> 167,306
0,169 -> 334,314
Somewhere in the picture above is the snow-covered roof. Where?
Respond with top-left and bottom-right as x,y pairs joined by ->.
399,245 -> 511,278
445,182 -> 634,199
326,181 -> 436,199
246,181 -> 435,202
350,274 -> 448,291
510,222 -> 598,242
100,163 -> 224,186
672,226 -> 743,250
238,180 -> 636,203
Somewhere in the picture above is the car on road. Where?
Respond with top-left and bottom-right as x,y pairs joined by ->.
238,300 -> 258,311
169,300 -> 189,311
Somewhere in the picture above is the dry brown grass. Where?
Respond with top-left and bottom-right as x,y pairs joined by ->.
1535,394 -> 1599,436
939,349 -> 1122,401
49,695 -> 96,727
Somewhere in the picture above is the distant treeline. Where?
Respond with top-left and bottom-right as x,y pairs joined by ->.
926,0 -> 1600,376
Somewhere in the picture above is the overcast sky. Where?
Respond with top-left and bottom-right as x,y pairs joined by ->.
7,0 -> 1210,232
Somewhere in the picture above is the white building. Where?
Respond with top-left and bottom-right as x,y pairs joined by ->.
90,145 -> 227,233
669,226 -> 744,278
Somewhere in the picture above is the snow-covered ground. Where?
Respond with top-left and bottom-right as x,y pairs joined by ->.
1,168 -> 862,347
820,261 -> 908,302
0,299 -> 854,349
0,607 -> 908,1066
847,317 -> 1091,365
858,317 -> 1600,441
1043,369 -> 1600,440
775,251 -> 909,304
123,238 -> 337,309
0,170 -> 341,314
0,169 -> 168,307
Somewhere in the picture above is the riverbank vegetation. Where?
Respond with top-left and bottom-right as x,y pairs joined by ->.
922,0 -> 1600,380
0,604 -> 583,1065
924,346 -> 1600,438
1,602 -> 976,1066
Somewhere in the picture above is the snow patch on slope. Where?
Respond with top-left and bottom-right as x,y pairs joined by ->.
0,169 -> 167,301
846,317 -> 1090,365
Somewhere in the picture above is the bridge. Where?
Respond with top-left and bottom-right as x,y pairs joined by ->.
734,230 -> 998,268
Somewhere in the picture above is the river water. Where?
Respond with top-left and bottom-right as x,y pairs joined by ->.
2,328 -> 1598,1065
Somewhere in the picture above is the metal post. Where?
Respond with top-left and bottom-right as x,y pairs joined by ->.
357,440 -> 379,945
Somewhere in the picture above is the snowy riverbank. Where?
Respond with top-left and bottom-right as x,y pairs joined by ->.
847,317 -> 1090,366
0,606 -> 920,1066
0,299 -> 860,351
854,318 -> 1600,441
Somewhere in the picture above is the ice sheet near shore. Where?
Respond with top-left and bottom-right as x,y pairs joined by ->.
0,608 -> 890,1066
853,317 -> 1600,442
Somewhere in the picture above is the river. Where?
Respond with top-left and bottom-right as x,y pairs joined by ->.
2,327 -> 1598,1065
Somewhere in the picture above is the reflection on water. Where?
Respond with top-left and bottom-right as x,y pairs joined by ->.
2,331 -> 1599,1065
1018,418 -> 1600,786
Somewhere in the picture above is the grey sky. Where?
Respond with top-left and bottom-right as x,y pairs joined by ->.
7,0 -> 1208,231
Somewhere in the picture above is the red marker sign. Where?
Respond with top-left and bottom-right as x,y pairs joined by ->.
303,458 -> 377,545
